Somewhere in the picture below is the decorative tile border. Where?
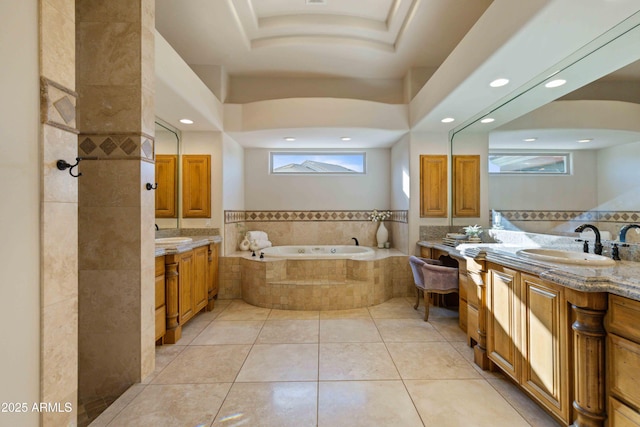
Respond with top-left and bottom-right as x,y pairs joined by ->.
40,77 -> 78,134
78,133 -> 154,161
225,210 -> 408,224
495,210 -> 640,223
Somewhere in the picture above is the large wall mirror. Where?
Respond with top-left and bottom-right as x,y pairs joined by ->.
451,13 -> 640,244
155,119 -> 181,229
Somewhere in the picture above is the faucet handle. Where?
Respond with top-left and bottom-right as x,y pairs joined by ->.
610,243 -> 628,261
575,239 -> 589,253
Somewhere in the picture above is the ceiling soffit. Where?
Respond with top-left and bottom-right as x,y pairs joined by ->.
227,0 -> 419,53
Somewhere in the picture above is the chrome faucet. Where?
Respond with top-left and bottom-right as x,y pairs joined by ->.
575,224 -> 603,255
619,224 -> 640,243
352,237 -> 359,246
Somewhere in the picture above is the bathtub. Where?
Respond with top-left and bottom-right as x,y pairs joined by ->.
260,245 -> 374,259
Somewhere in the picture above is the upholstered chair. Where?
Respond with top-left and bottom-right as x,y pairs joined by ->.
408,256 -> 459,321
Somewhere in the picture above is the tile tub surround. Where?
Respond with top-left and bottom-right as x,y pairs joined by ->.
239,250 -> 414,310
224,210 -> 409,256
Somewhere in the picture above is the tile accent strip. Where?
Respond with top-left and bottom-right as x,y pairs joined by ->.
495,210 -> 640,223
40,77 -> 79,134
225,210 -> 408,224
78,133 -> 155,162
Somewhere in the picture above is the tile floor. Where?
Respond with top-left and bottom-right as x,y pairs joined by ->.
90,298 -> 561,427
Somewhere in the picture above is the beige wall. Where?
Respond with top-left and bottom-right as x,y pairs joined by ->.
0,2 -> 41,426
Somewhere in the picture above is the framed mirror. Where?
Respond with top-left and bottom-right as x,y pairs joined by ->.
155,119 -> 181,229
450,14 -> 640,244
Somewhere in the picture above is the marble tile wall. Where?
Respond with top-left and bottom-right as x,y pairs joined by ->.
76,0 -> 155,419
39,0 -> 78,425
224,210 -> 409,255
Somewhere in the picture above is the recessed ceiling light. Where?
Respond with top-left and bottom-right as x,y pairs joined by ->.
545,79 -> 567,88
179,118 -> 194,124
341,137 -> 351,141
480,117 -> 495,124
284,137 -> 296,142
523,138 -> 537,142
578,138 -> 593,143
489,78 -> 510,88
441,117 -> 455,123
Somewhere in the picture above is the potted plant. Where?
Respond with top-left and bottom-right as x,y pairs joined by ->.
463,224 -> 483,242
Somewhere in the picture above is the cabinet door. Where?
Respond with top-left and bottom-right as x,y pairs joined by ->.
155,155 -> 177,218
182,155 -> 211,218
520,274 -> 569,423
487,265 -> 520,381
209,243 -> 219,298
453,155 -> 480,217
419,155 -> 448,218
179,251 -> 195,323
193,246 -> 208,313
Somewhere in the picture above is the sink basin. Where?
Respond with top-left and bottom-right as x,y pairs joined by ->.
155,237 -> 193,246
516,248 -> 616,267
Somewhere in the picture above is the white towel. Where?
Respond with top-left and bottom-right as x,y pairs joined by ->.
250,240 -> 272,250
246,231 -> 268,241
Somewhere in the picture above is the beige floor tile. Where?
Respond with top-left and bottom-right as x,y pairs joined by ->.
236,343 -> 319,382
429,317 -> 469,342
142,344 -> 187,384
488,378 -> 562,426
426,305 -> 460,319
449,341 -> 505,380
152,345 -> 251,384
269,309 -> 320,320
191,320 -> 264,345
368,298 -> 424,319
212,382 -> 317,427
374,318 -> 446,342
256,320 -> 319,343
387,342 -> 482,380
216,300 -> 272,320
319,318 -> 382,342
319,307 -> 371,319
106,383 -> 230,427
406,379 -> 531,426
175,315 -> 214,345
318,381 -> 423,427
89,384 -> 146,427
319,342 -> 399,380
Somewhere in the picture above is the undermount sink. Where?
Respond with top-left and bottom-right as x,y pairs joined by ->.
516,248 -> 616,267
155,237 -> 193,246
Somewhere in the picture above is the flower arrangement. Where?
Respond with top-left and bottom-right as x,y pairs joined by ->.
369,209 -> 392,222
463,224 -> 483,237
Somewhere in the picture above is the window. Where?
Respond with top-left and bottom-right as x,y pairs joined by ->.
488,153 -> 570,174
270,152 -> 366,175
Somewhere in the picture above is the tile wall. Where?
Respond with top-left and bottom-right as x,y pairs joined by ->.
76,0 -> 155,420
39,0 -> 78,425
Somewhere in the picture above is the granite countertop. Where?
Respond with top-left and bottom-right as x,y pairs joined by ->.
155,235 -> 222,257
418,240 -> 640,301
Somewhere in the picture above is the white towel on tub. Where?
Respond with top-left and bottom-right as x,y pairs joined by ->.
246,231 -> 269,241
251,240 -> 272,250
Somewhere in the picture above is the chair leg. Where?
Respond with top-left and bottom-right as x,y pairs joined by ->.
414,287 -> 420,310
424,292 -> 430,321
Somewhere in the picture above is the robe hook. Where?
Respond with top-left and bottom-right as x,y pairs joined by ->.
56,157 -> 82,178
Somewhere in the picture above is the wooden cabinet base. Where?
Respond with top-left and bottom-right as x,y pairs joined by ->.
164,325 -> 182,345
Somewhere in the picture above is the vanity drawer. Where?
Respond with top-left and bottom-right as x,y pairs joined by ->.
155,273 -> 165,309
609,333 -> 640,410
459,300 -> 467,332
608,295 -> 640,342
467,305 -> 479,344
155,256 -> 165,277
609,397 -> 640,427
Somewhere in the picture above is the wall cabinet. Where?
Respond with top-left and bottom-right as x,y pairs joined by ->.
182,154 -> 211,218
155,155 -> 177,218
607,295 -> 640,426
486,264 -> 570,424
453,155 -> 480,217
163,242 -> 220,344
419,155 -> 448,218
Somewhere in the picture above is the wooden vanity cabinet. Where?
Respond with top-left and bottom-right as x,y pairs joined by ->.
606,295 -> 640,426
207,243 -> 219,310
155,256 -> 166,343
486,263 -> 570,424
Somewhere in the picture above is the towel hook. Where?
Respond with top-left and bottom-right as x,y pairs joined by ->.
56,157 -> 82,178
145,183 -> 158,190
